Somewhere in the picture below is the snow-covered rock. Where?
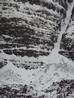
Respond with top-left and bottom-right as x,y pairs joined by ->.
0,0 -> 74,98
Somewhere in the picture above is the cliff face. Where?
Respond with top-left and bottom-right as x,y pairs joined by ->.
0,0 -> 65,58
0,0 -> 74,98
0,0 -> 65,69
60,7 -> 74,60
0,0 -> 74,61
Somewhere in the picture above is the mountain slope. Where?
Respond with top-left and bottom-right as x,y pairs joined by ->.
0,0 -> 74,98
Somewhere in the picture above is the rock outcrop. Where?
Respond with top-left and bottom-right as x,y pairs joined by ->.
60,5 -> 74,60
0,0 -> 74,98
0,0 -> 65,68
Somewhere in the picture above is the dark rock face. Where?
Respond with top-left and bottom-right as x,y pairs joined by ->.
0,80 -> 74,98
60,34 -> 74,60
0,85 -> 36,98
0,0 -> 74,67
60,6 -> 74,60
0,1 -> 60,57
45,80 -> 74,98
0,0 -> 63,60
0,0 -> 67,49
3,49 -> 49,57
